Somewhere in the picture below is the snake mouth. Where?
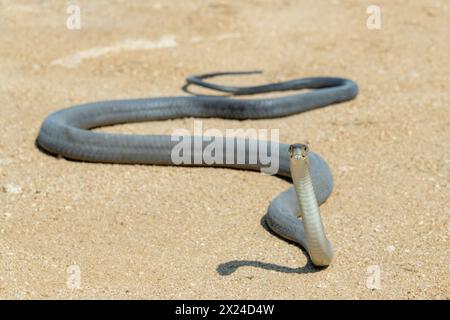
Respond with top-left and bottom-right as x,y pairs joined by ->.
288,143 -> 309,159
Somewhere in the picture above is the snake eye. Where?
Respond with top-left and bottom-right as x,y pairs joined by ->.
302,145 -> 309,155
288,145 -> 295,157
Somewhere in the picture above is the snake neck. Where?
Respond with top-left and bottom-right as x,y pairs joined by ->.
289,146 -> 333,267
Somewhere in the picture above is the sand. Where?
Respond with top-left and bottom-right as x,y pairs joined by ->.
0,0 -> 449,299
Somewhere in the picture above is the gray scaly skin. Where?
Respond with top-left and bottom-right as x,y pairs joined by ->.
36,71 -> 358,267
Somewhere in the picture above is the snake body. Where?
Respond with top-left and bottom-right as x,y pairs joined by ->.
36,72 -> 358,267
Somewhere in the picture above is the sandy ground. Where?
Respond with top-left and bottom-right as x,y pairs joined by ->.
0,0 -> 449,299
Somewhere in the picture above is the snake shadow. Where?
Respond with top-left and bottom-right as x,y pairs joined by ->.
216,215 -> 327,276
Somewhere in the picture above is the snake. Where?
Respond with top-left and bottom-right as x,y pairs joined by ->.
36,71 -> 358,267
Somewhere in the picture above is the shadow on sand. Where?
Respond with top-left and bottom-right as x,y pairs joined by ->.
216,215 -> 327,276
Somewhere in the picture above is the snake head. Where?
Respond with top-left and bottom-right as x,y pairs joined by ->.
288,143 -> 309,160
